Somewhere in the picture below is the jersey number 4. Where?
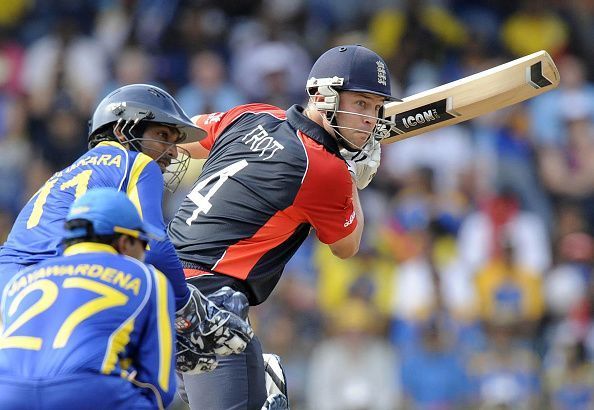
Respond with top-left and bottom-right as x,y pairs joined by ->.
185,160 -> 248,225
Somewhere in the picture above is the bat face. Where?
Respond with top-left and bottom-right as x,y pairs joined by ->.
381,51 -> 560,144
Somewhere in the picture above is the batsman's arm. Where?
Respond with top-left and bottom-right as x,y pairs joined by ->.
182,115 -> 210,159
182,142 -> 210,159
329,181 -> 363,258
297,154 -> 363,259
329,138 -> 382,257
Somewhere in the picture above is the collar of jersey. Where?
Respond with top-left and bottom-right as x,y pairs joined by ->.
97,141 -> 125,149
286,105 -> 342,157
64,242 -> 118,256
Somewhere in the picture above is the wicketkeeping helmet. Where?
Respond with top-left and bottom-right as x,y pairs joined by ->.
89,83 -> 205,144
88,84 -> 206,192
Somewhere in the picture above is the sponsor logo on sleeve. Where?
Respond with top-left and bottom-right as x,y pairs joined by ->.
344,210 -> 356,227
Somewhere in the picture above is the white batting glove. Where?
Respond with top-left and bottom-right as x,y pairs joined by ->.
340,137 -> 381,190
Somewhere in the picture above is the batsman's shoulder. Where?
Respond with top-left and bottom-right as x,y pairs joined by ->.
231,103 -> 286,120
192,103 -> 287,141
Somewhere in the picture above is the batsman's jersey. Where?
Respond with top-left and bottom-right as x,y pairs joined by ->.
168,104 -> 356,305
0,243 -> 176,406
0,141 -> 189,309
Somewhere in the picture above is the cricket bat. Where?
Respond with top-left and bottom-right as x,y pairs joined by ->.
382,50 -> 560,144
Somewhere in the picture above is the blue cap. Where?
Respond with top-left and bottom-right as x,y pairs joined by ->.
64,188 -> 164,242
307,45 -> 398,101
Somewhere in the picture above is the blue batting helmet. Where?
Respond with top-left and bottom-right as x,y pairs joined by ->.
64,188 -> 164,242
306,45 -> 397,101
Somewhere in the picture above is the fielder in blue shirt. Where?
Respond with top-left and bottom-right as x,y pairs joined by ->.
0,188 -> 176,409
0,84 -> 253,375
0,84 -> 203,311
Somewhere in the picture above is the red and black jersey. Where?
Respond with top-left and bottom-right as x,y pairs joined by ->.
168,104 -> 357,305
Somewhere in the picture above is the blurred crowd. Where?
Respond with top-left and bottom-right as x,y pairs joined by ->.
1,0 -> 594,409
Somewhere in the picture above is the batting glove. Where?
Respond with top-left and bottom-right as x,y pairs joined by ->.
340,137 -> 381,190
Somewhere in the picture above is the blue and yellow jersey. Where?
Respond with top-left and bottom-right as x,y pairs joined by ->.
0,141 -> 189,309
0,243 -> 176,406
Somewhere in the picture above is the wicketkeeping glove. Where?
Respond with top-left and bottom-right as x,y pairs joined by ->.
208,285 -> 250,321
174,285 -> 254,373
175,334 -> 218,374
340,136 -> 381,190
